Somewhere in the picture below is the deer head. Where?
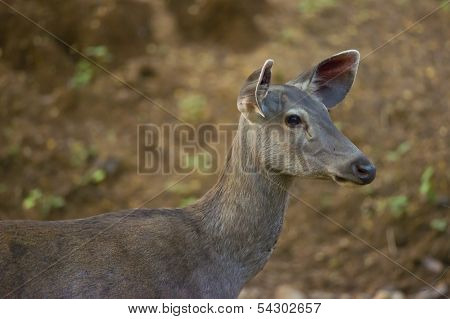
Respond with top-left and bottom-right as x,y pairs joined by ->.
237,50 -> 376,185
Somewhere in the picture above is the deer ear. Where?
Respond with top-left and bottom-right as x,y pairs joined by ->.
288,50 -> 360,109
237,59 -> 273,119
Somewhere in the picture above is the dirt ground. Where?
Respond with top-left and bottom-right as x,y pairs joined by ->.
0,0 -> 448,298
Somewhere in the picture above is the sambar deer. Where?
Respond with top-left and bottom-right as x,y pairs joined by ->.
0,50 -> 375,298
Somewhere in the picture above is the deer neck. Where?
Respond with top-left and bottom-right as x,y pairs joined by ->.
193,116 -> 293,281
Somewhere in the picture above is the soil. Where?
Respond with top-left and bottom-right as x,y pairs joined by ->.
0,0 -> 448,298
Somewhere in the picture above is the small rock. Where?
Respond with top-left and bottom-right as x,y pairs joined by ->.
274,284 -> 307,299
239,287 -> 261,299
421,256 -> 444,274
374,288 -> 405,299
413,283 -> 448,299
101,157 -> 121,175
435,195 -> 449,208
308,291 -> 337,299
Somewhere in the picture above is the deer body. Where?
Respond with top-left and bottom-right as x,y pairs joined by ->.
0,50 -> 376,298
1,119 -> 290,298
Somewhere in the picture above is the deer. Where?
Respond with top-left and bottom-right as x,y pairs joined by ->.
0,50 -> 375,298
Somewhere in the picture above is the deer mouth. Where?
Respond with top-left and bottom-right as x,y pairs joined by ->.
331,175 -> 362,186
333,175 -> 347,183
333,175 -> 350,184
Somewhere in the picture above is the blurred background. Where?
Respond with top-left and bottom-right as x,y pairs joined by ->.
0,0 -> 448,298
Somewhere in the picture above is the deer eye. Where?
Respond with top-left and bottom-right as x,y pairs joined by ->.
285,114 -> 302,128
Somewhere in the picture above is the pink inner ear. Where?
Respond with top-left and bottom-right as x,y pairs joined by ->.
317,54 -> 356,80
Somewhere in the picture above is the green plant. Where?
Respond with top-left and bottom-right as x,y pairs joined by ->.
22,189 -> 65,216
69,141 -> 96,167
280,28 -> 296,44
40,195 -> 66,216
386,141 -> 411,162
420,166 -> 436,202
183,152 -> 213,173
90,169 -> 106,184
179,196 -> 198,207
70,46 -> 111,88
71,60 -> 94,88
177,94 -> 208,123
298,0 -> 336,14
430,218 -> 447,232
84,45 -> 112,61
80,168 -> 107,186
22,189 -> 43,210
388,195 -> 409,218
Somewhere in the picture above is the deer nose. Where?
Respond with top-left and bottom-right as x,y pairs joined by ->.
351,158 -> 376,185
